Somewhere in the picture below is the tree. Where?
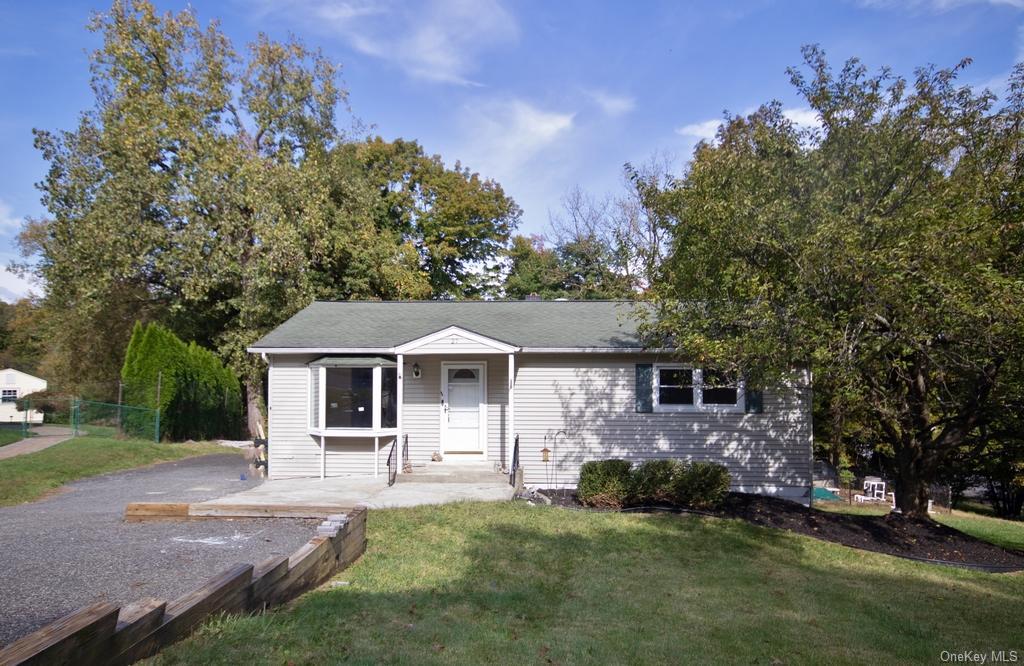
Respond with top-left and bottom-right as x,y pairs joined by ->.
18,1 -> 518,432
0,299 -> 44,373
122,321 -> 243,440
639,46 -> 1024,518
503,235 -> 567,299
502,232 -> 634,300
352,138 -> 520,298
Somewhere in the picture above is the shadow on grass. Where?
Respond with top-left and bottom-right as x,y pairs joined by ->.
156,503 -> 1024,666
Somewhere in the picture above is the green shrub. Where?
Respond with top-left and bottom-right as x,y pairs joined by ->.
121,322 -> 244,441
672,461 -> 732,509
631,459 -> 682,504
577,459 -> 634,509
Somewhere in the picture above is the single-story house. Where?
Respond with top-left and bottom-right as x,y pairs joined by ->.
0,368 -> 47,424
249,300 -> 813,501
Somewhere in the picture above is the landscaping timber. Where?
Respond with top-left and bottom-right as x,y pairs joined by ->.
0,506 -> 368,665
123,501 -> 351,521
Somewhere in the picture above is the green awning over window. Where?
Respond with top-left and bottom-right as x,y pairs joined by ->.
308,356 -> 397,368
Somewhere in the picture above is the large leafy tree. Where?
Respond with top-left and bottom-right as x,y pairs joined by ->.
502,233 -> 634,300
640,47 -> 1024,518
353,138 -> 520,298
18,1 -> 517,432
503,235 -> 568,299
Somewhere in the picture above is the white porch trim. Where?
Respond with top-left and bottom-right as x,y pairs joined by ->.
394,326 -> 519,355
396,353 -> 404,474
507,352 -> 515,471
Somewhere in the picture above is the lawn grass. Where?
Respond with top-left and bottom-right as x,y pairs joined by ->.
0,428 -> 27,447
0,434 -> 233,506
937,511 -> 1024,552
815,501 -> 1024,551
154,502 -> 1024,665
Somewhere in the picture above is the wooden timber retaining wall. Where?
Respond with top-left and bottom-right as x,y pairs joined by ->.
0,506 -> 367,665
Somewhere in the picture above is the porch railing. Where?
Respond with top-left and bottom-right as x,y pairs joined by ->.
509,434 -> 520,486
402,433 -> 410,473
387,438 -> 398,487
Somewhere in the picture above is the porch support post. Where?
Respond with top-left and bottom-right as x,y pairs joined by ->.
397,353 -> 404,473
374,436 -> 379,477
507,352 -> 515,470
320,434 -> 325,480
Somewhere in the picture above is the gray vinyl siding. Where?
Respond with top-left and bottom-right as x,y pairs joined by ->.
401,355 -> 507,467
267,354 -> 393,478
267,354 -> 321,478
267,352 -> 812,496
513,355 -> 812,498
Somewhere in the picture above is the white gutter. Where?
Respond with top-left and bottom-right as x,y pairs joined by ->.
249,346 -> 659,355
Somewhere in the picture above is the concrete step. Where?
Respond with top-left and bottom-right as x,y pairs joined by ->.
397,463 -> 507,484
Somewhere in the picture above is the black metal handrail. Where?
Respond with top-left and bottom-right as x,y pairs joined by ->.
509,434 -> 519,486
402,433 -> 410,473
387,438 -> 398,487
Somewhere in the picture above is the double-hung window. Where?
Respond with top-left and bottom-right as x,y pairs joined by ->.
308,357 -> 398,432
653,365 -> 743,412
1,389 -> 16,404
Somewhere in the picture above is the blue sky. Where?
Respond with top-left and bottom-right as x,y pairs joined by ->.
0,0 -> 1021,301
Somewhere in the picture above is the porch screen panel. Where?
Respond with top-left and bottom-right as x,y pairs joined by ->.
325,367 -> 373,428
380,367 -> 398,428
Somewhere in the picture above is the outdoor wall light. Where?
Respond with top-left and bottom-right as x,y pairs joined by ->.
412,362 -> 421,379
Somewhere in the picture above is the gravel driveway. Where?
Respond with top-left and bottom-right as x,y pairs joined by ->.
0,454 -> 318,646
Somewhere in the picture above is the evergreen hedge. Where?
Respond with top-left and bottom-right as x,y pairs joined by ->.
577,458 -> 732,510
121,322 -> 244,441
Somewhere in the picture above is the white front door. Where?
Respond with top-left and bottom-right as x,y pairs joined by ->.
441,363 -> 485,454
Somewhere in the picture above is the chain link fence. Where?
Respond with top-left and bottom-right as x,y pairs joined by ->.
17,396 -> 160,442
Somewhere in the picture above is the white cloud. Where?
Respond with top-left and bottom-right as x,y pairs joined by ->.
253,0 -> 518,85
0,201 -> 35,302
0,199 -> 22,232
458,98 -> 574,175
443,97 -> 576,232
0,254 -> 34,304
858,0 -> 1024,10
675,119 -> 722,141
782,107 -> 822,130
584,89 -> 636,117
676,107 -> 820,145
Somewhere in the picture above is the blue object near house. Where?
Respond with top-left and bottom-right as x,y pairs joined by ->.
813,487 -> 842,502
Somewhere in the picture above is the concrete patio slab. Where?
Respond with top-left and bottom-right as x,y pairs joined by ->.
0,426 -> 74,461
198,474 -> 515,509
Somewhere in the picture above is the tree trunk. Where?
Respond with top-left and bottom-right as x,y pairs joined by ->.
245,376 -> 266,440
894,442 -> 931,518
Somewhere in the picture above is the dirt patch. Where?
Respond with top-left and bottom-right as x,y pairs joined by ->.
533,489 -> 1024,571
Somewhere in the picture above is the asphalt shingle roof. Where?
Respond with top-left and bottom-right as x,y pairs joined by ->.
250,300 -> 645,350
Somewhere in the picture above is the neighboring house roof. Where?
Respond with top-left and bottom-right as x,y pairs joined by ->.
250,300 -> 647,351
1,368 -> 47,386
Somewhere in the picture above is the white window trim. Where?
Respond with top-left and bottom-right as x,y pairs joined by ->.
310,364 -> 399,435
652,364 -> 744,414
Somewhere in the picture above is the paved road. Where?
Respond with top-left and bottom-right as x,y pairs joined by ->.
0,426 -> 74,461
0,454 -> 317,646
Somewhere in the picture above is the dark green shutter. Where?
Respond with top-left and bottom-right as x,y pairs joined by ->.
635,364 -> 653,413
745,389 -> 764,414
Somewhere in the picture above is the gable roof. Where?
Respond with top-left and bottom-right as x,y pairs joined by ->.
249,301 -> 646,352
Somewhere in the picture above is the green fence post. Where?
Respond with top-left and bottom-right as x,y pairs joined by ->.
22,398 -> 28,437
72,398 -> 79,437
154,408 -> 161,444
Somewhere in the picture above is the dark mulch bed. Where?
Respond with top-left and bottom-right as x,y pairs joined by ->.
533,489 -> 1024,571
